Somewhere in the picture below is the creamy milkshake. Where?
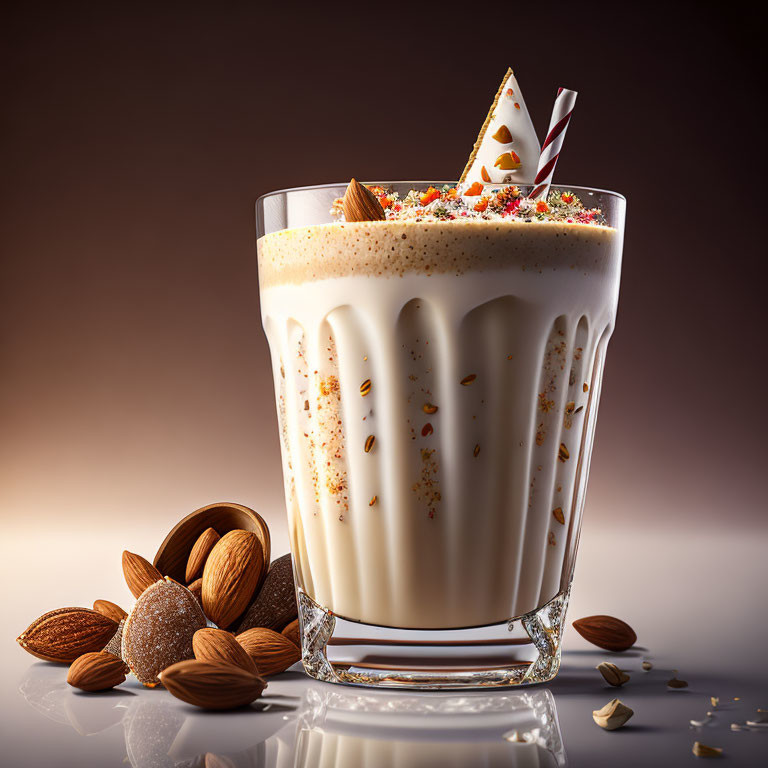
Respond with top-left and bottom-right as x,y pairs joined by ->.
257,182 -> 624,687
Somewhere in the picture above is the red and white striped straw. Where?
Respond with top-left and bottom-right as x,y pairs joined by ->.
530,87 -> 578,201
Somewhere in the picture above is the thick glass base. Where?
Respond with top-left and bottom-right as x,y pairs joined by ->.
297,588 -> 570,690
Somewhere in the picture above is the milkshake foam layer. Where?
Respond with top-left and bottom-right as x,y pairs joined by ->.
258,219 -> 621,629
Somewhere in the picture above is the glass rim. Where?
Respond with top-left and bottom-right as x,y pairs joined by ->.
256,181 -> 626,207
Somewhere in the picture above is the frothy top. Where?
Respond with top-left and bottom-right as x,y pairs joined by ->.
258,218 -> 618,288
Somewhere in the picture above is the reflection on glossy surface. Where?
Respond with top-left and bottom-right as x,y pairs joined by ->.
295,687 -> 565,767
18,664 -> 566,767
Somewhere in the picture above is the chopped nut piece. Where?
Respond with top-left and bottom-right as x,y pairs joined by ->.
692,742 -> 722,758
552,507 -> 565,525
558,443 -> 570,462
460,374 -> 477,386
422,403 -> 438,414
667,673 -> 689,689
641,660 -> 653,671
592,698 -> 633,730
596,662 -> 630,687
364,435 -> 376,453
360,379 -> 372,396
473,444 -> 480,457
710,696 -> 719,708
422,423 -> 434,437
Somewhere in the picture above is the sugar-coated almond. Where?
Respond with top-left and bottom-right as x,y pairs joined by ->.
122,577 -> 206,686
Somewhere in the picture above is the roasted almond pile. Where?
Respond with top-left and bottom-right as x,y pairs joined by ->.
16,502 -> 300,710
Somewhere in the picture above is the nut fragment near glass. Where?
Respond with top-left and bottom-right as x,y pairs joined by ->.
360,379 -> 372,396
692,742 -> 722,758
596,661 -> 630,687
558,443 -> 570,462
460,374 -> 477,386
552,507 -> 565,525
364,435 -> 376,453
592,698 -> 634,730
667,674 -> 689,689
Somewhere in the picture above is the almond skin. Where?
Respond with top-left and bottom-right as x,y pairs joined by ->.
185,527 -> 220,583
193,628 -> 259,675
342,178 -> 386,222
572,615 -> 637,652
67,651 -> 129,691
93,599 -> 128,623
17,608 -> 118,663
202,530 -> 266,629
159,659 -> 266,710
235,627 -> 300,676
122,550 -> 163,599
281,618 -> 300,648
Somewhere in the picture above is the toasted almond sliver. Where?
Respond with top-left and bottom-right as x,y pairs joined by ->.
692,742 -> 722,757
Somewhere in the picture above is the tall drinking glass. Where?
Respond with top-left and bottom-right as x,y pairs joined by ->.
256,182 -> 625,689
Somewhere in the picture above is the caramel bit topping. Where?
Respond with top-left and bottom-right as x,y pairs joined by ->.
552,507 -> 565,525
369,495 -> 378,506
583,382 -> 589,393
360,379 -> 372,397
473,444 -> 481,457
422,402 -> 438,415
538,392 -> 555,413
303,400 -> 309,410
460,374 -> 477,386
422,423 -> 434,437
364,435 -> 376,453
491,125 -> 513,143
558,443 -> 570,462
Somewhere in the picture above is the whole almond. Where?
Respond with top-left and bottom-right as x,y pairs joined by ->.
186,527 -> 220,583
93,599 -> 128,623
193,628 -> 259,675
202,530 -> 266,629
572,615 -> 637,652
596,661 -> 630,687
237,554 -> 297,633
188,578 -> 203,606
67,651 -> 129,691
235,627 -> 300,677
122,550 -> 163,599
342,178 -> 386,222
281,618 -> 300,648
159,659 -> 266,710
17,608 -> 118,663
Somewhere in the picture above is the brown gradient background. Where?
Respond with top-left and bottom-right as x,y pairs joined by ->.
1,2 -> 766,554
